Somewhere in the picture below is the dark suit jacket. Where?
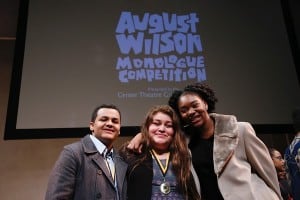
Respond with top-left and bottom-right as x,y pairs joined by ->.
45,135 -> 128,200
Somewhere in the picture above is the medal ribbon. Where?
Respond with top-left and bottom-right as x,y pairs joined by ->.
150,149 -> 170,177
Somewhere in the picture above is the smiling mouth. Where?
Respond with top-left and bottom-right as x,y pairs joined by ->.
155,133 -> 168,137
103,129 -> 115,133
190,115 -> 201,123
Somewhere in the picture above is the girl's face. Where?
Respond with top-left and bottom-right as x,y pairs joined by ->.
178,93 -> 209,128
148,112 -> 174,151
271,150 -> 286,174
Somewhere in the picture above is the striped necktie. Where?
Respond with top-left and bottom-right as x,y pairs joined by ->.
105,151 -> 115,180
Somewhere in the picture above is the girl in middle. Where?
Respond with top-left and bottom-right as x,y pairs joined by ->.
119,105 -> 200,200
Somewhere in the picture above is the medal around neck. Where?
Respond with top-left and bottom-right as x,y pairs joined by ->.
160,181 -> 171,194
150,150 -> 172,195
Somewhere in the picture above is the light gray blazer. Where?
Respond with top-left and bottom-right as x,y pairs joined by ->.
210,113 -> 282,200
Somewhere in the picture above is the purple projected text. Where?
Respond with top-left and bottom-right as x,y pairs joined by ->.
115,11 -> 206,83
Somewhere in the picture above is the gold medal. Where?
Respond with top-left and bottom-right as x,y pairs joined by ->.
150,150 -> 172,195
160,182 -> 171,194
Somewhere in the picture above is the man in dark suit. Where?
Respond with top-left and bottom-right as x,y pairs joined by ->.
45,104 -> 127,200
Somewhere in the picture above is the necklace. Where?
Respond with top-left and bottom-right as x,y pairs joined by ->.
150,149 -> 171,195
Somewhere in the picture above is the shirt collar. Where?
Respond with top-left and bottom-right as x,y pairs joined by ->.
89,134 -> 113,156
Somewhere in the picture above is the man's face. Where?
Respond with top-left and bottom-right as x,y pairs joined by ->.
89,108 -> 121,147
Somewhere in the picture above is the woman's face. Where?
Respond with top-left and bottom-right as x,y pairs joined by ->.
271,150 -> 286,174
148,112 -> 174,151
178,93 -> 209,128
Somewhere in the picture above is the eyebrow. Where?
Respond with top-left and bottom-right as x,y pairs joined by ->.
100,116 -> 120,120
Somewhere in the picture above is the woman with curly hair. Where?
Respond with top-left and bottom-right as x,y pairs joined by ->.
120,105 -> 200,200
129,82 -> 282,200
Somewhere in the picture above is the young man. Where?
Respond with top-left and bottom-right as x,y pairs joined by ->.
45,104 -> 127,200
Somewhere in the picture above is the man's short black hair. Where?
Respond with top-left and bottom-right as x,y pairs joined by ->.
91,104 -> 121,122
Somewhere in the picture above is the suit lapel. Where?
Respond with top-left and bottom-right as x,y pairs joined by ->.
92,154 -> 116,184
114,155 -> 128,193
211,113 -> 239,176
82,135 -> 116,186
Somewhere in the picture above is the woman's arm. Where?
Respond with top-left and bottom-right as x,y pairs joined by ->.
127,132 -> 143,153
241,122 -> 282,199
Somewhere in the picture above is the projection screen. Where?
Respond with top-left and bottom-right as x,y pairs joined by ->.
4,0 -> 300,139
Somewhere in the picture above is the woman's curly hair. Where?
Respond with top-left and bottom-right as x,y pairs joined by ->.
168,90 -> 183,117
168,82 -> 218,116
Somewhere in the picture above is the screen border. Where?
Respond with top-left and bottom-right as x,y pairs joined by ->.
4,0 -> 298,140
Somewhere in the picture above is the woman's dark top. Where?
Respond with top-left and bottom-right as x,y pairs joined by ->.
189,134 -> 224,200
279,179 -> 293,200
